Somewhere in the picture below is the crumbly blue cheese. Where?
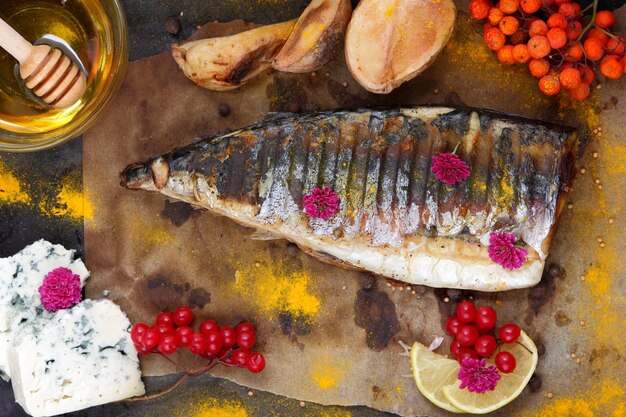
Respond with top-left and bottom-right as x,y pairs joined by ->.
0,240 -> 89,380
8,299 -> 145,417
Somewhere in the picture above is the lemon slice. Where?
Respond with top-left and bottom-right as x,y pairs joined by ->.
410,342 -> 463,413
441,330 -> 538,414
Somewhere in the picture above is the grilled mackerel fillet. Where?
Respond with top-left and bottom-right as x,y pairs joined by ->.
120,107 -> 576,291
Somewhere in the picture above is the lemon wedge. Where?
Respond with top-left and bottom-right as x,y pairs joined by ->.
441,330 -> 538,414
410,342 -> 463,413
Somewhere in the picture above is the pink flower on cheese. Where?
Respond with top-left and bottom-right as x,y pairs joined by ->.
39,267 -> 82,311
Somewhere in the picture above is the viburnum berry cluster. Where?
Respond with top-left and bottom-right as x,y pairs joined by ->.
469,0 -> 625,100
130,307 -> 265,384
445,300 -> 521,375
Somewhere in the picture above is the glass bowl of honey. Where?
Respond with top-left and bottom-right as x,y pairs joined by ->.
0,0 -> 128,152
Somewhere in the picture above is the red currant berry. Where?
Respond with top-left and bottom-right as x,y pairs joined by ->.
135,344 -> 150,355
207,342 -> 223,355
231,348 -> 251,367
141,328 -> 160,350
175,326 -> 194,347
456,324 -> 480,347
156,312 -> 174,326
246,353 -> 266,373
199,320 -> 219,335
456,300 -> 477,324
220,326 -> 236,348
236,331 -> 256,350
498,323 -> 521,344
131,323 -> 149,345
153,323 -> 175,336
172,307 -> 194,327
158,334 -> 178,355
450,340 -> 462,358
474,335 -> 498,357
445,316 -> 463,336
495,351 -> 517,373
475,306 -> 497,331
236,322 -> 256,334
457,347 -> 479,365
188,334 -> 206,355
204,331 -> 224,355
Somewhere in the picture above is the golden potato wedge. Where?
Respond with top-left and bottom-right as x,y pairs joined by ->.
345,0 -> 456,94
172,20 -> 296,91
273,0 -> 352,73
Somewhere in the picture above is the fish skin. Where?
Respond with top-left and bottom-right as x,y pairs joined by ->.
120,107 -> 577,291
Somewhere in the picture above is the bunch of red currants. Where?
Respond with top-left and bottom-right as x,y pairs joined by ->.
445,300 -> 521,374
469,0 -> 625,100
130,307 -> 265,373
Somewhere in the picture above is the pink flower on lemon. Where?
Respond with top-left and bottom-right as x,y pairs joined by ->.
458,358 -> 501,393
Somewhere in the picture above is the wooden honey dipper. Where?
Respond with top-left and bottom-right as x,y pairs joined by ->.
0,17 -> 86,109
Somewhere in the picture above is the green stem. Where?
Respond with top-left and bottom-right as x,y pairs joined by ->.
452,142 -> 461,155
578,3 -> 594,16
579,0 -> 599,41
594,26 -> 620,41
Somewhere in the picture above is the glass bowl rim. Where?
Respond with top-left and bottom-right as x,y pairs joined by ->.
0,0 -> 129,153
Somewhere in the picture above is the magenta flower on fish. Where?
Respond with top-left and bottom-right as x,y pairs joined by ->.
39,267 -> 82,312
488,232 -> 528,270
458,358 -> 501,393
431,153 -> 471,185
303,187 -> 340,220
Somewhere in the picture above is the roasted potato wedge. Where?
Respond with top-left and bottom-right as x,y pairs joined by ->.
345,0 -> 456,94
172,20 -> 296,91
273,0 -> 352,73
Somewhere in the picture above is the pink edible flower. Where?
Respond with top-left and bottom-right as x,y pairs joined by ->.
303,187 -> 340,220
431,153 -> 471,185
488,232 -> 528,270
458,358 -> 501,393
39,267 -> 82,312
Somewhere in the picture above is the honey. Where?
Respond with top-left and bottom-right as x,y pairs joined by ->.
0,0 -> 114,134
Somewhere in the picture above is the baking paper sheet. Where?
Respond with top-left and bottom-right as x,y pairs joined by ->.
84,8 -> 626,416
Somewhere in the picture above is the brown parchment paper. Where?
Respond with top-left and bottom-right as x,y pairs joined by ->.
84,7 -> 626,417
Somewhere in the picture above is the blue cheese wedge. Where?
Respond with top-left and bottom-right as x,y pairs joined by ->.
8,299 -> 145,417
0,240 -> 89,380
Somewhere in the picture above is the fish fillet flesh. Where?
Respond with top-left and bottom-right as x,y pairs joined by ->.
120,107 -> 577,291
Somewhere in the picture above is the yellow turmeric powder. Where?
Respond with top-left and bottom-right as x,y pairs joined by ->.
0,161 -> 30,205
234,260 -> 321,322
516,378 -> 625,417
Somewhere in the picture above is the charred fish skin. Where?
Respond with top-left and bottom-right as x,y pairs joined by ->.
120,107 -> 577,292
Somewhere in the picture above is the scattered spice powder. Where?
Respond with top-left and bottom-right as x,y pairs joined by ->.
0,162 -> 30,205
579,245 -> 626,350
40,175 -> 94,221
315,411 -> 352,417
515,379 -> 625,417
234,260 -> 320,323
144,224 -> 173,245
187,399 -> 248,417
310,358 -> 346,391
